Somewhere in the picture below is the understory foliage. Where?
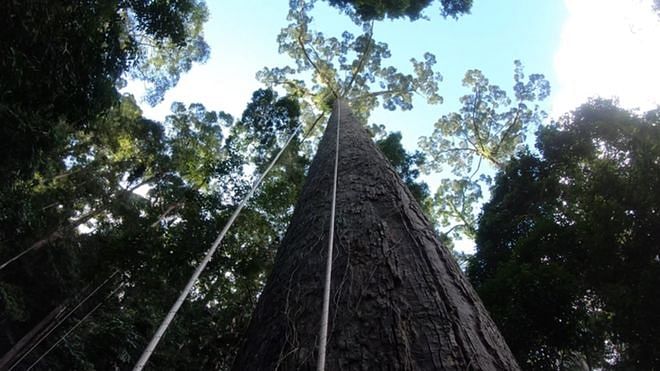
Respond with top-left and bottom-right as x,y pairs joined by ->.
0,87 -> 307,369
468,99 -> 660,370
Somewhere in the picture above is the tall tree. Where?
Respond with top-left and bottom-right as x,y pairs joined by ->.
233,100 -> 519,370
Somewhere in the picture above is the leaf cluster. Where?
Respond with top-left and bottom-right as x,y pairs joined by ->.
0,0 -> 209,186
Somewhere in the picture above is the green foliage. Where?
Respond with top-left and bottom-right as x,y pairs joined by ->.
0,5 -> 212,361
0,87 -> 309,369
419,61 -> 549,238
0,12 -> 306,361
167,102 -> 232,189
0,0 -> 209,185
129,1 -> 211,105
468,99 -> 660,369
0,282 -> 28,322
373,129 -> 430,205
258,0 -> 443,126
327,0 -> 472,20
235,89 -> 302,168
231,89 -> 310,233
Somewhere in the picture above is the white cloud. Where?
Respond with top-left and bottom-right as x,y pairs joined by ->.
553,0 -> 660,116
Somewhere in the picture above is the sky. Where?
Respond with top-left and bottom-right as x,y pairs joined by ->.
553,0 -> 660,116
125,0 -> 660,251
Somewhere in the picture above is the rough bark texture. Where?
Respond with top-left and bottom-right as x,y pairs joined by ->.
232,100 -> 519,370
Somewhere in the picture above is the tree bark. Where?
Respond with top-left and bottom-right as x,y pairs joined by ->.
232,100 -> 519,370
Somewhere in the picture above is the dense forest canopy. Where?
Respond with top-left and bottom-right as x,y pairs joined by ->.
1,0 -> 658,370
468,99 -> 660,369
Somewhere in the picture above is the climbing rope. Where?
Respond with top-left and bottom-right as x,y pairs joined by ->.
8,270 -> 120,370
25,281 -> 125,371
316,101 -> 340,371
132,121 -> 307,371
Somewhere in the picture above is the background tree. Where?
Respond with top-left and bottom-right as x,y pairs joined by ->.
0,0 -> 209,185
1,3 -> 211,366
0,86 -> 305,369
419,61 -> 550,239
467,99 -> 660,369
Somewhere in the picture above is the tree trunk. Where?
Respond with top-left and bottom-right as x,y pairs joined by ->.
232,100 -> 519,370
0,303 -> 66,369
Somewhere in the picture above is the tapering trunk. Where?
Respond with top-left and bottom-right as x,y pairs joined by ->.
232,100 -> 519,370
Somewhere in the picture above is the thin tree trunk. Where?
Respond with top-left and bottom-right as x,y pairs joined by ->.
0,303 -> 66,369
0,176 -> 157,272
232,100 -> 519,370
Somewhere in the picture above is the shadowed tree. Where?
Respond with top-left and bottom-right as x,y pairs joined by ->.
232,100 -> 519,370
468,100 -> 660,369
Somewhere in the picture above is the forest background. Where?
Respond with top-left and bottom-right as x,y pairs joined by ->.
1,0 -> 659,369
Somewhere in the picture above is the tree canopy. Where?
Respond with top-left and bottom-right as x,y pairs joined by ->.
419,61 -> 550,239
258,0 -> 445,129
0,0 -> 210,215
468,99 -> 660,369
327,0 -> 472,20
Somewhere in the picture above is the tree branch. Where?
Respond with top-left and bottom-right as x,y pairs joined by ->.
492,107 -> 522,158
446,198 -> 476,237
470,156 -> 483,180
358,88 -> 412,99
150,202 -> 184,228
343,22 -> 374,97
469,88 -> 488,157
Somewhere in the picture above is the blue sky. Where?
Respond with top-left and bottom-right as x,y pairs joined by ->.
126,0 -> 660,250
133,0 -> 565,125
128,0 -> 658,145
131,0 -> 565,138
